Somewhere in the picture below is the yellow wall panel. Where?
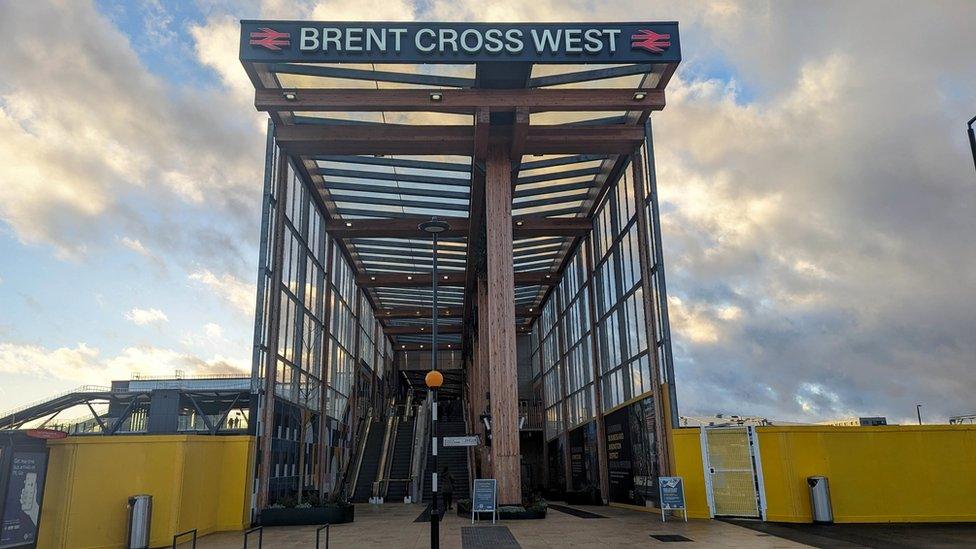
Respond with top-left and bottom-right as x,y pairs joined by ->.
757,425 -> 976,523
37,435 -> 254,549
671,428 -> 710,519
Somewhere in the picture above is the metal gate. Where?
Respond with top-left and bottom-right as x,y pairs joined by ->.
700,426 -> 766,519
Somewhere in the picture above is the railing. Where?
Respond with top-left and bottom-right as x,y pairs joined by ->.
373,407 -> 399,500
243,526 -> 263,548
171,528 -> 197,548
344,408 -> 373,500
0,385 -> 111,422
409,395 -> 431,503
315,524 -> 331,549
520,399 -> 544,430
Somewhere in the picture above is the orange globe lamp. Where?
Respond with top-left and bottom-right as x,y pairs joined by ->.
425,369 -> 444,389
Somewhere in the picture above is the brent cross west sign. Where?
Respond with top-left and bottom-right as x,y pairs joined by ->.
240,21 -> 680,64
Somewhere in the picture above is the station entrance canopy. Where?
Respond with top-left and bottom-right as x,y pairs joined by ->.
241,20 -> 680,510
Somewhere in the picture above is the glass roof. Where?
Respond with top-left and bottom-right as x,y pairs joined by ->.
245,55 -> 672,346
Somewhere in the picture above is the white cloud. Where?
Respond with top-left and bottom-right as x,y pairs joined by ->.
123,308 -> 169,325
188,269 -> 255,316
0,1 -> 264,261
204,322 -> 224,340
0,342 -> 247,388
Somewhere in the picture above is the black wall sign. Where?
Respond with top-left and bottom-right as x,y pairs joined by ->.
241,21 -> 680,64
603,396 -> 659,507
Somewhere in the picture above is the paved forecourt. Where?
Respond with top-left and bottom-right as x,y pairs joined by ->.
197,502 -> 810,548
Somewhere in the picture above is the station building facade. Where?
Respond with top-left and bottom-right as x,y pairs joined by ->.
242,20 -> 681,512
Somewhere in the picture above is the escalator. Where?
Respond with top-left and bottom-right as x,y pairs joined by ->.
422,406 -> 470,503
351,420 -> 385,503
385,416 -> 415,502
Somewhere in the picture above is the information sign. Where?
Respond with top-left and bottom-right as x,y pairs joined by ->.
471,478 -> 497,524
658,476 -> 687,522
443,435 -> 479,447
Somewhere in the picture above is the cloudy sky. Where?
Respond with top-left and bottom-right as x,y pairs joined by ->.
0,0 -> 973,424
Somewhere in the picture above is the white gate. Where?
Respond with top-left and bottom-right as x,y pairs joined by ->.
700,426 -> 766,519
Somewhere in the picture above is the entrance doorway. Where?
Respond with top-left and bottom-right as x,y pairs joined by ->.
700,426 -> 766,519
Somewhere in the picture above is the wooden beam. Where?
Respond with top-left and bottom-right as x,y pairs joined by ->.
485,142 -> 522,504
324,216 -> 589,238
257,88 -> 665,113
275,124 -> 645,156
394,343 -> 458,351
357,271 -> 556,287
385,325 -> 462,335
462,109 -> 491,361
376,306 -> 539,319
325,217 -> 467,238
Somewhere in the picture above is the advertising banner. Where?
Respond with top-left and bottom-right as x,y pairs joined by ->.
604,396 -> 659,507
1,452 -> 47,549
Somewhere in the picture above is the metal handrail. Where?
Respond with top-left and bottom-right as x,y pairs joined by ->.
373,406 -> 398,499
172,528 -> 197,548
345,409 -> 373,500
0,385 -> 112,420
315,524 -> 330,549
243,526 -> 263,548
409,395 -> 431,503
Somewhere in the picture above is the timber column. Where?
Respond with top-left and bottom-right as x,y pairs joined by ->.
485,142 -> 521,504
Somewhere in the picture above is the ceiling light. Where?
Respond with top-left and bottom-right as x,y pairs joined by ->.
633,91 -> 647,101
370,276 -> 376,281
345,222 -> 353,227
419,218 -> 449,234
283,92 -> 297,101
443,275 -> 449,280
407,275 -> 413,280
516,220 -> 524,226
429,92 -> 443,101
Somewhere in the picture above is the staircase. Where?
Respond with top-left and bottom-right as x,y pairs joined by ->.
351,420 -> 385,503
385,417 -> 415,502
422,414 -> 470,502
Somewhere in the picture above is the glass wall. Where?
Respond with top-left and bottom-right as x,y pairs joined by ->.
532,154 -> 667,501
252,132 -> 392,506
592,169 -> 653,412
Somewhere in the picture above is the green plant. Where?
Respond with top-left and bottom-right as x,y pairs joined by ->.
457,499 -> 472,513
525,498 -> 548,512
277,494 -> 298,508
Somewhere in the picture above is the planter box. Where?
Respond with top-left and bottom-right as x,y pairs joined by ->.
260,505 -> 355,526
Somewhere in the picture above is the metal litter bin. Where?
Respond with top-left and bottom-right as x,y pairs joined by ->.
126,494 -> 152,549
807,476 -> 833,523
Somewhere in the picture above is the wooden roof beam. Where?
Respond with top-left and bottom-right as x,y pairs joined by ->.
257,88 -> 665,113
377,306 -> 539,319
323,216 -> 589,238
358,271 -> 555,287
275,124 -> 645,156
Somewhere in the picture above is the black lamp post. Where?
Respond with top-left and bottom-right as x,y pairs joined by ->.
967,115 -> 976,174
420,217 -> 449,549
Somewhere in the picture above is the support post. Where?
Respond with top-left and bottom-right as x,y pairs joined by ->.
476,277 -> 492,479
257,148 -> 290,510
485,143 -> 522,504
318,242 -> 336,494
631,145 -> 671,476
643,120 -> 678,429
584,236 -> 611,502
